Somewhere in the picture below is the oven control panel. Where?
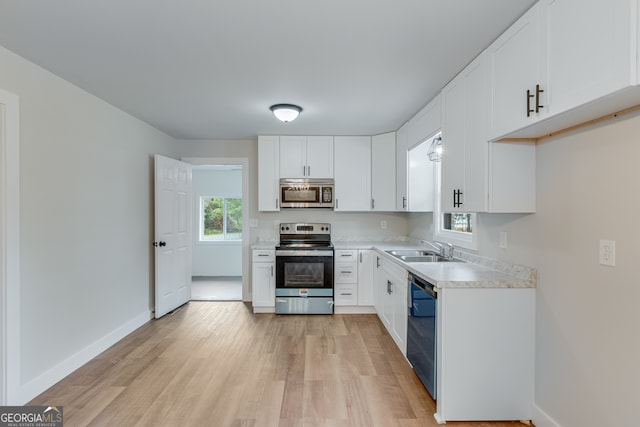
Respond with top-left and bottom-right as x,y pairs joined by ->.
280,223 -> 331,234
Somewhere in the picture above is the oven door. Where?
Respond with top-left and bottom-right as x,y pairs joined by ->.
275,250 -> 334,289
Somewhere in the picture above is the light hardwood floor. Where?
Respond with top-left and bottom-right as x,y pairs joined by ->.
30,302 -> 529,426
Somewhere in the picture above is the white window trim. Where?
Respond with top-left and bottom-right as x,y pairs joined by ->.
433,160 -> 478,251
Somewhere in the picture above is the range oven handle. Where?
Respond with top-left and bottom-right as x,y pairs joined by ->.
275,250 -> 334,257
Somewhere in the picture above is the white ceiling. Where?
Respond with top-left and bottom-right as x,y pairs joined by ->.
0,0 -> 536,140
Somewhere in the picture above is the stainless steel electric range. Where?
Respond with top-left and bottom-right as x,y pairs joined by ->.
275,223 -> 334,314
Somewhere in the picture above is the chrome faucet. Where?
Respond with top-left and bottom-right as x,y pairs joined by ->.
420,240 -> 455,260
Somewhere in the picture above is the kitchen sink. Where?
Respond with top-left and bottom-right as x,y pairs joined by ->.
385,250 -> 456,263
386,249 -> 434,257
399,255 -> 452,263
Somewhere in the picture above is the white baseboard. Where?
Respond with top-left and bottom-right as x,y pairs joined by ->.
532,402 -> 562,427
19,310 -> 152,404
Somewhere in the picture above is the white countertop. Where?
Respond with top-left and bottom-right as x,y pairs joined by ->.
253,239 -> 536,289
335,241 -> 536,289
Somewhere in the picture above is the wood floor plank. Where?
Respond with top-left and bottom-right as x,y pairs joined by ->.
28,302 -> 532,427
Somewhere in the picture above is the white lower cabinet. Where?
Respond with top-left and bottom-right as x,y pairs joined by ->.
374,254 -> 408,354
334,249 -> 376,313
251,249 -> 275,313
436,287 -> 535,422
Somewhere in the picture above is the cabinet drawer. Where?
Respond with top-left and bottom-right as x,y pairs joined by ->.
335,250 -> 357,261
253,249 -> 275,262
335,284 -> 358,306
335,263 -> 357,283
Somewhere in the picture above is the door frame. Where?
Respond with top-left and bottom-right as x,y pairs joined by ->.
1,88 -> 21,404
182,157 -> 250,301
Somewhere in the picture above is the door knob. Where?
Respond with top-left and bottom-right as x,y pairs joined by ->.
153,241 -> 167,247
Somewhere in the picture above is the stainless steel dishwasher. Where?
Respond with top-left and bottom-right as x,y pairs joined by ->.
407,273 -> 437,400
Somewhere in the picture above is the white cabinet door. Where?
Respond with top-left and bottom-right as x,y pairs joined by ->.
390,267 -> 408,354
487,3 -> 542,140
371,132 -> 396,211
258,136 -> 280,211
279,136 -> 333,178
542,0 -> 635,118
441,72 -> 467,211
252,251 -> 275,311
462,53 -> 489,213
357,250 -> 375,306
279,136 -> 307,178
395,122 -> 409,211
306,136 -> 334,178
334,136 -> 372,211
441,52 -> 489,213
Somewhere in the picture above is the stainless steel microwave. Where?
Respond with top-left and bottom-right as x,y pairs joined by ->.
279,178 -> 334,209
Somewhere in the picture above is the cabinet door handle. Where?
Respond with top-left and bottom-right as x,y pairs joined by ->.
341,292 -> 353,296
341,254 -> 351,257
402,196 -> 407,209
276,198 -> 279,209
526,89 -> 535,117
307,165 -> 311,176
271,266 -> 274,276
371,199 -> 375,209
387,280 -> 393,294
453,189 -> 463,208
535,84 -> 544,113
376,257 -> 380,268
360,252 -> 362,263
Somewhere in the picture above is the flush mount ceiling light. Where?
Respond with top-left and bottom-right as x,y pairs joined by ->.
270,104 -> 302,122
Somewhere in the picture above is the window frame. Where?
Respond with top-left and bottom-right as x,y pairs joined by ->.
199,196 -> 243,243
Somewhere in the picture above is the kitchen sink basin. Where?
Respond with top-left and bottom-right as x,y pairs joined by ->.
399,255 -> 451,263
385,250 -> 456,263
386,249 -> 434,257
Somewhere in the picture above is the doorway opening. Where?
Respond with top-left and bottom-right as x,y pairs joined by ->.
183,158 -> 249,302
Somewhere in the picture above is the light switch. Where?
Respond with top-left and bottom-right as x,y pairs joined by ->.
599,239 -> 615,267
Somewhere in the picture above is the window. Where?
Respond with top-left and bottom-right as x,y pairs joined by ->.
200,197 -> 242,241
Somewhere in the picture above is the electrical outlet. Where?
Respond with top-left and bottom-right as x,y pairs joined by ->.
599,239 -> 616,267
380,220 -> 387,230
499,231 -> 507,249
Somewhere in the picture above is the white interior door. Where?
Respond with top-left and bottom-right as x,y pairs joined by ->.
154,155 -> 192,318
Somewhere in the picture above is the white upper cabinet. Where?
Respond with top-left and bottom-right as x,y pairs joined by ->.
279,136 -> 333,178
442,52 -> 488,213
395,122 -> 409,211
371,132 -> 396,211
442,51 -> 535,213
541,0 -> 635,117
258,136 -> 280,211
488,0 -> 640,141
487,3 -> 542,141
334,136 -> 372,211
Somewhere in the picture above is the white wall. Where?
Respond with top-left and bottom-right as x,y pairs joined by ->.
467,115 -> 640,427
0,45 -> 178,402
192,168 -> 242,276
